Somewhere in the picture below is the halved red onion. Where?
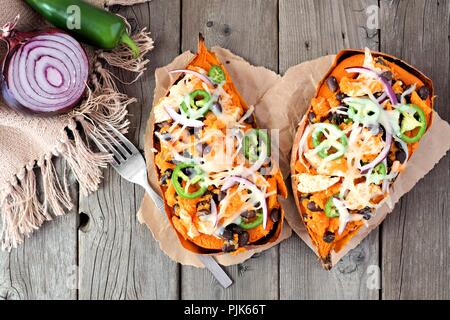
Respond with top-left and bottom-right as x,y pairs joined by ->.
346,67 -> 398,105
221,176 -> 268,229
360,132 -> 392,174
2,30 -> 88,114
169,69 -> 214,87
164,105 -> 204,128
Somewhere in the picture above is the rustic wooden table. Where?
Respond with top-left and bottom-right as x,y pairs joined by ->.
0,0 -> 448,300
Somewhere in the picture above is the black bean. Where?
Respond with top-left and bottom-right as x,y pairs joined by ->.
270,208 -> 280,223
211,102 -> 222,114
182,167 -> 195,177
188,127 -> 196,135
203,144 -> 212,155
309,111 -> 316,123
238,231 -> 249,247
221,229 -> 234,241
156,121 -> 170,130
323,231 -> 335,243
387,157 -> 393,168
307,202 -> 322,212
218,191 -> 226,202
396,149 -> 407,164
167,158 -> 180,165
396,93 -> 402,103
375,57 -> 387,66
326,76 -> 339,92
245,115 -> 255,124
380,71 -> 393,82
182,150 -> 192,159
418,86 -> 430,100
300,194 -> 310,201
358,207 -> 372,220
226,224 -> 244,234
380,125 -> 386,141
222,243 -> 236,253
159,169 -> 172,185
160,133 -> 173,141
240,210 -> 257,219
404,86 -> 414,102
336,92 -> 346,101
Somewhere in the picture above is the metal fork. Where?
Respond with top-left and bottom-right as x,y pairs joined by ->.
90,123 -> 233,289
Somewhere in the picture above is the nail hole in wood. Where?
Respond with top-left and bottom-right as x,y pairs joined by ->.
79,212 -> 90,232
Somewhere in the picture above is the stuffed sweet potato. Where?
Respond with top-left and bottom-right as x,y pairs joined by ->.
152,36 -> 287,254
291,49 -> 434,269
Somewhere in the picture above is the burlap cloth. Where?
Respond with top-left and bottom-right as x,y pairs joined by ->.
0,0 -> 153,250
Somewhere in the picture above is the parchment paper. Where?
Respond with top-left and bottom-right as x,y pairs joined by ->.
137,47 -> 292,268
277,56 -> 450,266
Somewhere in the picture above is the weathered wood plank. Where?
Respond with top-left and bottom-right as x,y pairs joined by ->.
78,0 -> 181,300
180,0 -> 279,300
379,0 -> 450,300
0,159 -> 78,300
278,0 -> 380,300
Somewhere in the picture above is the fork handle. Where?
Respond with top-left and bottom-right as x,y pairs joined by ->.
140,180 -> 233,289
142,182 -> 166,213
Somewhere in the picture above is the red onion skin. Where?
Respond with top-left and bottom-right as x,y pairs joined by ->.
0,28 -> 88,115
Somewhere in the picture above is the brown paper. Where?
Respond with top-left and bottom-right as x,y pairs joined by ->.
137,47 -> 292,268
283,55 -> 450,266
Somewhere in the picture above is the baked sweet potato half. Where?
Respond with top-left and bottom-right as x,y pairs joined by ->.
291,49 -> 434,269
152,36 -> 287,254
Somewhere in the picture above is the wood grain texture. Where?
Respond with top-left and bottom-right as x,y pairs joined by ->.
278,0 -> 380,300
180,0 -> 280,300
0,160 -> 78,300
379,0 -> 450,300
78,1 -> 180,300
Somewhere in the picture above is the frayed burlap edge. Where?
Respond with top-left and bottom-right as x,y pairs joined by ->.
0,29 -> 154,251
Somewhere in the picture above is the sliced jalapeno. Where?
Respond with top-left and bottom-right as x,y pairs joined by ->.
368,162 -> 387,185
208,65 -> 226,84
398,104 -> 427,144
324,195 -> 340,218
239,211 -> 263,230
312,124 -> 348,161
171,163 -> 208,199
344,97 -> 381,125
180,89 -> 212,119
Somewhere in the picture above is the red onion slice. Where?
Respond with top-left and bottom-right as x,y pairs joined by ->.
346,67 -> 398,105
169,69 -> 214,87
3,31 -> 88,114
221,176 -> 269,229
164,105 -> 204,128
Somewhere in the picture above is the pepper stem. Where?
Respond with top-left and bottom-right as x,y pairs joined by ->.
120,32 -> 140,59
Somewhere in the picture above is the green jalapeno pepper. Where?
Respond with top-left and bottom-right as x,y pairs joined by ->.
243,129 -> 271,162
239,211 -> 263,230
398,104 -> 427,144
180,89 -> 212,119
312,124 -> 348,161
25,0 -> 140,58
171,163 -> 208,199
208,65 -> 226,84
344,98 -> 381,125
368,162 -> 387,185
324,195 -> 340,218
